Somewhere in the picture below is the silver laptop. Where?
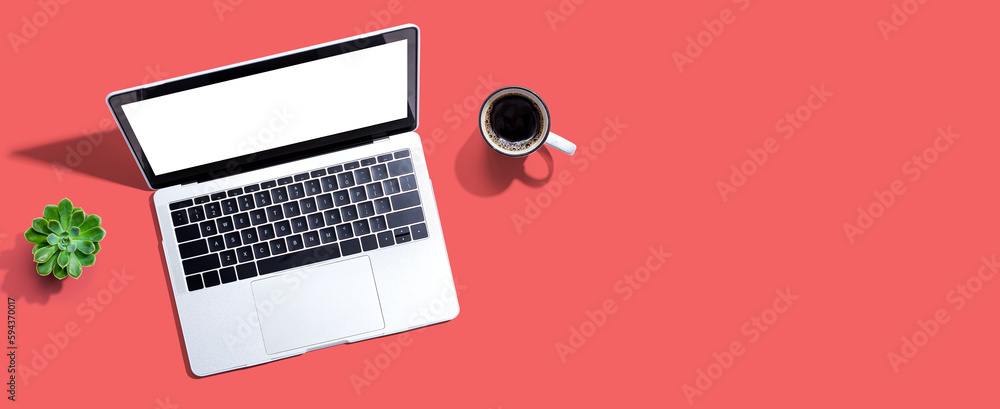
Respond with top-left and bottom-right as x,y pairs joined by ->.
106,24 -> 459,376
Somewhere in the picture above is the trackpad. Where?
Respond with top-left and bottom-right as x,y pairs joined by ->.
251,256 -> 385,354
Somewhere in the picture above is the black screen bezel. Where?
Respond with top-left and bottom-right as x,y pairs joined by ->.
107,26 -> 418,190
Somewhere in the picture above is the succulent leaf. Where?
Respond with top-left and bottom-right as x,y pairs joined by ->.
76,251 -> 96,267
73,240 -> 96,254
24,228 -> 49,243
47,220 -> 64,235
78,227 -> 106,242
34,246 -> 56,263
67,243 -> 77,252
70,209 -> 86,227
31,243 -> 40,255
69,226 -> 81,237
31,218 -> 51,234
58,198 -> 73,227
52,264 -> 68,279
43,205 -> 60,222
57,249 -> 70,268
37,257 -> 56,275
93,242 -> 102,255
79,214 -> 102,232
67,254 -> 83,278
46,233 -> 59,245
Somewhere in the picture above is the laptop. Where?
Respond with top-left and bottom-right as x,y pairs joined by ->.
106,24 -> 459,376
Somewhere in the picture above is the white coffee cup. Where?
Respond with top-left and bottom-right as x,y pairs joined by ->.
479,86 -> 576,157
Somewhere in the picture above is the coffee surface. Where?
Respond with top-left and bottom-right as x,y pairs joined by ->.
489,95 -> 541,143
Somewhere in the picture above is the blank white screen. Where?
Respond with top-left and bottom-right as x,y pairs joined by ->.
122,40 -> 408,176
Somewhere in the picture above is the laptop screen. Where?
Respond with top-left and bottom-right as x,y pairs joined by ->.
107,26 -> 418,190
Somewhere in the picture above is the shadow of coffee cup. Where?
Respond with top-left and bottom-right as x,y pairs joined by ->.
455,130 -> 554,197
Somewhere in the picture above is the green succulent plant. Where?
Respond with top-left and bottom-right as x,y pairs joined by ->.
23,198 -> 106,279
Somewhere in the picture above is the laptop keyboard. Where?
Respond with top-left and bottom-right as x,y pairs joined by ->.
167,149 -> 428,292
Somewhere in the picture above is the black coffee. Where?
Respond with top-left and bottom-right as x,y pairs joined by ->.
489,95 -> 541,143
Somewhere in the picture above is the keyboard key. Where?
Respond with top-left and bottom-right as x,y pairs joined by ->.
377,154 -> 394,163
354,168 -> 373,184
303,231 -> 320,247
271,186 -> 289,203
258,224 -> 275,241
387,207 -> 424,228
211,192 -> 227,201
327,165 -> 343,173
188,206 -> 205,223
266,205 -> 284,222
175,224 -> 200,243
399,174 -> 417,191
275,220 -> 292,237
221,198 -> 238,215
277,177 -> 293,185
371,164 -> 389,180
319,227 -> 337,243
383,178 -> 401,195
286,234 -> 304,251
350,186 -> 367,203
374,198 -> 392,214
183,253 -> 219,275
294,173 -> 309,182
256,242 -> 341,275
179,239 -> 208,259
311,169 -> 327,178
186,275 -> 203,291
341,205 -> 359,222
344,161 -> 360,170
288,183 -> 305,200
307,213 -> 325,230
282,201 -> 301,218
324,209 -> 342,225
253,243 -> 270,259
170,199 -> 193,210
361,234 -> 379,251
336,223 -> 353,240
300,197 -> 317,214
220,250 -> 238,266
340,238 -> 362,256
394,150 -> 410,159
244,184 -> 260,193
224,232 -> 241,249
194,195 -> 210,204
290,216 -> 309,233
219,267 -> 237,283
269,239 -> 287,255
411,222 -> 428,240
254,191 -> 272,207
390,191 -> 421,210
361,157 -> 377,166
204,202 -> 222,219
377,231 -> 395,247
304,179 -> 322,196
202,270 -> 221,288
207,235 -> 226,252
236,263 -> 257,279
352,220 -> 371,236
171,210 -> 188,226
227,188 -> 243,197
393,226 -> 412,243
333,190 -> 351,206
233,212 -> 251,229
387,158 -> 413,177
200,220 -> 217,237
316,193 -> 334,211
366,182 -> 384,199
261,180 -> 277,189
217,216 -> 235,233
240,228 -> 259,244
250,209 -> 268,226
337,172 -> 355,188
321,176 -> 338,192
236,246 -> 254,262
358,202 -> 375,218
370,216 -> 387,232
237,195 -> 255,211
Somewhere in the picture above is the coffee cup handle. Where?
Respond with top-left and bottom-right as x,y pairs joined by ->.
545,132 -> 576,156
